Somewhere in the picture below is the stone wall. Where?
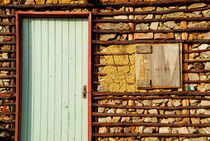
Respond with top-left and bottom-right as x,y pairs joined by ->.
94,2 -> 210,141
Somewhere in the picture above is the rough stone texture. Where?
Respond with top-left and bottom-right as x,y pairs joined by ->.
188,3 -> 207,9
134,33 -> 153,39
95,2 -> 210,139
154,32 -> 174,39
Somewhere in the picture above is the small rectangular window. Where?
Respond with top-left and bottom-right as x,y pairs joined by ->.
135,44 -> 182,89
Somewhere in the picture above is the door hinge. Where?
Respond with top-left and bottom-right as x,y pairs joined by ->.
83,85 -> 87,98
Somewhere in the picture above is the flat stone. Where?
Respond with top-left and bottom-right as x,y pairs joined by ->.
2,53 -> 8,59
132,117 -> 143,123
135,7 -> 143,12
167,99 -> 173,107
157,7 -> 163,11
144,14 -> 153,19
171,128 -> 178,134
100,34 -> 116,41
150,22 -> 159,30
164,21 -> 176,29
201,100 -> 210,106
122,100 -> 127,105
197,85 -> 206,92
205,62 -> 210,70
99,23 -> 130,30
153,99 -> 168,104
205,84 -> 210,91
142,100 -> 152,106
148,109 -> 158,114
197,108 -> 207,114
190,100 -> 198,106
98,118 -> 107,122
191,137 -> 208,141
163,12 -> 184,18
198,44 -> 209,50
155,15 -> 162,19
98,99 -> 108,104
159,127 -> 170,133
189,53 -> 199,59
144,117 -> 158,123
179,6 -> 187,9
189,3 -> 207,9
114,15 -> 128,19
135,15 -> 146,20
191,118 -> 200,124
188,73 -> 200,81
136,23 -> 150,30
188,21 -> 209,28
98,107 -> 105,113
99,127 -> 108,133
170,118 -> 177,123
200,75 -> 207,80
116,109 -> 127,114
137,109 -> 144,114
161,119 -> 169,124
108,138 -> 116,141
113,117 -> 121,122
203,32 -> 210,39
188,127 -> 197,134
106,117 -> 112,122
143,127 -> 154,133
188,12 -> 202,18
178,127 -> 189,134
107,109 -> 115,113
202,9 -> 210,17
121,117 -> 130,122
25,0 -> 35,4
136,126 -> 144,133
154,33 -> 174,39
173,100 -> 181,107
35,0 -> 45,4
201,118 -> 210,124
134,33 -> 153,39
142,6 -> 156,11
165,111 -> 174,115
114,127 -> 122,133
175,33 -> 181,39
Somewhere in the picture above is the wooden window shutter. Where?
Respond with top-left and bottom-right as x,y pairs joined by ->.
135,44 -> 181,89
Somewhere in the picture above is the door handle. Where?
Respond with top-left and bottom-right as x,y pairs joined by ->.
83,85 -> 87,98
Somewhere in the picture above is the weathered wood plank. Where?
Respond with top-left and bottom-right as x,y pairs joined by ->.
136,44 -> 181,89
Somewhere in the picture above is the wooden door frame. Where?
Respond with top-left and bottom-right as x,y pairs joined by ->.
16,11 -> 92,141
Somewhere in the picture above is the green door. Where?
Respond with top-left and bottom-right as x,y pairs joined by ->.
21,18 -> 88,141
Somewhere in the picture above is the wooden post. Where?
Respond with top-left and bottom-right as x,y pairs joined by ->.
128,7 -> 135,111
93,8 -> 99,141
181,19 -> 190,124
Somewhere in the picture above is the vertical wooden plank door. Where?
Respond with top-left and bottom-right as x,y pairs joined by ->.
21,18 -> 88,141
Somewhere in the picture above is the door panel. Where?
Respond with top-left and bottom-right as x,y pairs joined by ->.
21,18 -> 88,141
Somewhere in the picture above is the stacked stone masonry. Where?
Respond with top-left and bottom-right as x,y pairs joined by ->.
95,1 -> 210,141
0,0 -> 209,141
